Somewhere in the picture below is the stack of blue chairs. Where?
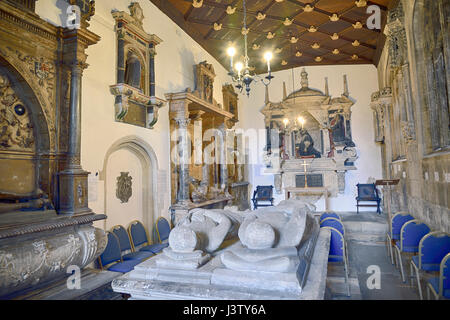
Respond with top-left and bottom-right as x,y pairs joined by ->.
98,232 -> 142,273
410,231 -> 450,300
128,219 -> 170,254
98,217 -> 172,273
386,212 -> 414,265
426,253 -> 450,300
111,225 -> 154,262
394,219 -> 430,283
319,212 -> 350,297
410,232 -> 450,299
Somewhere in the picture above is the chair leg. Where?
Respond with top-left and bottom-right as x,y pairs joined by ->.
392,243 -> 398,268
427,283 -> 439,300
386,234 -> 394,265
414,265 -> 423,300
344,259 -> 350,297
395,247 -> 406,282
409,262 -> 414,287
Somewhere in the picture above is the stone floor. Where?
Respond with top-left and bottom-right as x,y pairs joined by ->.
323,211 -> 421,300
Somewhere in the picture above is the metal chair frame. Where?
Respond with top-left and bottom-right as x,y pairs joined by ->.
426,253 -> 450,300
322,226 -> 351,297
127,220 -> 152,252
97,231 -> 125,270
386,211 -> 412,266
155,216 -> 171,244
319,212 -> 341,223
394,219 -> 430,283
410,231 -> 449,300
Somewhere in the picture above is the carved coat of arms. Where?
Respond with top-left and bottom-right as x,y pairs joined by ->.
116,172 -> 132,203
34,61 -> 49,81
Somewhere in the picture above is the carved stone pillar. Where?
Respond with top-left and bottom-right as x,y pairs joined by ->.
190,110 -> 204,166
58,27 -> 99,215
336,170 -> 346,194
174,117 -> 191,206
218,123 -> 230,196
321,127 -> 331,155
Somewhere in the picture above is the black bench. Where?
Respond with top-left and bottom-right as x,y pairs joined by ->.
251,185 -> 274,210
356,183 -> 381,214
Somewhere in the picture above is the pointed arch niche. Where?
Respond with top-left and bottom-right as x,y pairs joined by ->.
100,136 -> 160,241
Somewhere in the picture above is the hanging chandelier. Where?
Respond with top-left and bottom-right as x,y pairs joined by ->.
226,0 -> 274,97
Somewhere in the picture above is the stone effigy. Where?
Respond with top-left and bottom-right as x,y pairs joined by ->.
156,208 -> 243,270
112,200 -> 329,299
219,200 -> 311,273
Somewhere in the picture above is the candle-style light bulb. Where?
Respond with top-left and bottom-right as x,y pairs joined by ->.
297,116 -> 305,129
283,118 -> 289,129
235,62 -> 243,78
227,47 -> 236,71
264,51 -> 273,73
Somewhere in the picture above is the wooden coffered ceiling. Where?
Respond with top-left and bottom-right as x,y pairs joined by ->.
150,0 -> 396,74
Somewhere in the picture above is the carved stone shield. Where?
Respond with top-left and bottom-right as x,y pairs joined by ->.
116,172 -> 132,203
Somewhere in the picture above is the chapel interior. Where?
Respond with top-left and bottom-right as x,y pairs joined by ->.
0,0 -> 449,302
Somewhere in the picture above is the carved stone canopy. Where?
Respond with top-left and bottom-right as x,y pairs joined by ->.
194,61 -> 216,105
222,84 -> 239,122
110,3 -> 165,129
370,87 -> 392,143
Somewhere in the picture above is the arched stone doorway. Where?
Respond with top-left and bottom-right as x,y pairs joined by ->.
100,136 -> 159,242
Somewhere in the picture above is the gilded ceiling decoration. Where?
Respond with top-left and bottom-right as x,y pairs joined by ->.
150,0 -> 394,74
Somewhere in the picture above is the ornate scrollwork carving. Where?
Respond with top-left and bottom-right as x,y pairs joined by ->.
384,2 -> 408,68
0,47 -> 57,150
401,121 -> 416,144
0,73 -> 35,151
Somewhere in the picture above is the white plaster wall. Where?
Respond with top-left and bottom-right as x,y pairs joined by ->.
238,65 -> 382,212
35,1 -> 235,230
104,149 -> 143,231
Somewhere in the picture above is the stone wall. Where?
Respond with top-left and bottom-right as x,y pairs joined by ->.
375,0 -> 450,233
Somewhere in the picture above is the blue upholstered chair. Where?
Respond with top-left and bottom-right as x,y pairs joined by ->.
98,232 -> 141,273
320,217 -> 345,236
386,212 -> 414,265
156,217 -> 171,244
111,225 -> 154,262
319,212 -> 341,223
321,226 -> 350,297
410,232 -> 450,300
128,220 -> 166,254
426,253 -> 450,300
355,183 -> 381,213
394,220 -> 431,283
251,186 -> 274,209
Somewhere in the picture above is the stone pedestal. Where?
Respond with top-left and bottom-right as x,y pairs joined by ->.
111,226 -> 330,300
0,213 -> 107,298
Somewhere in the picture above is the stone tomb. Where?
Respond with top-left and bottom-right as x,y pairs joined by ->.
112,200 -> 331,299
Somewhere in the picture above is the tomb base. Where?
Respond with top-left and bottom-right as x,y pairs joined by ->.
111,228 -> 331,300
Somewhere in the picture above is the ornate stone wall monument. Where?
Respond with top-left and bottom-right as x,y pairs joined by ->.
0,0 -> 107,298
261,69 -> 358,205
167,62 -> 249,223
110,2 -> 165,129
